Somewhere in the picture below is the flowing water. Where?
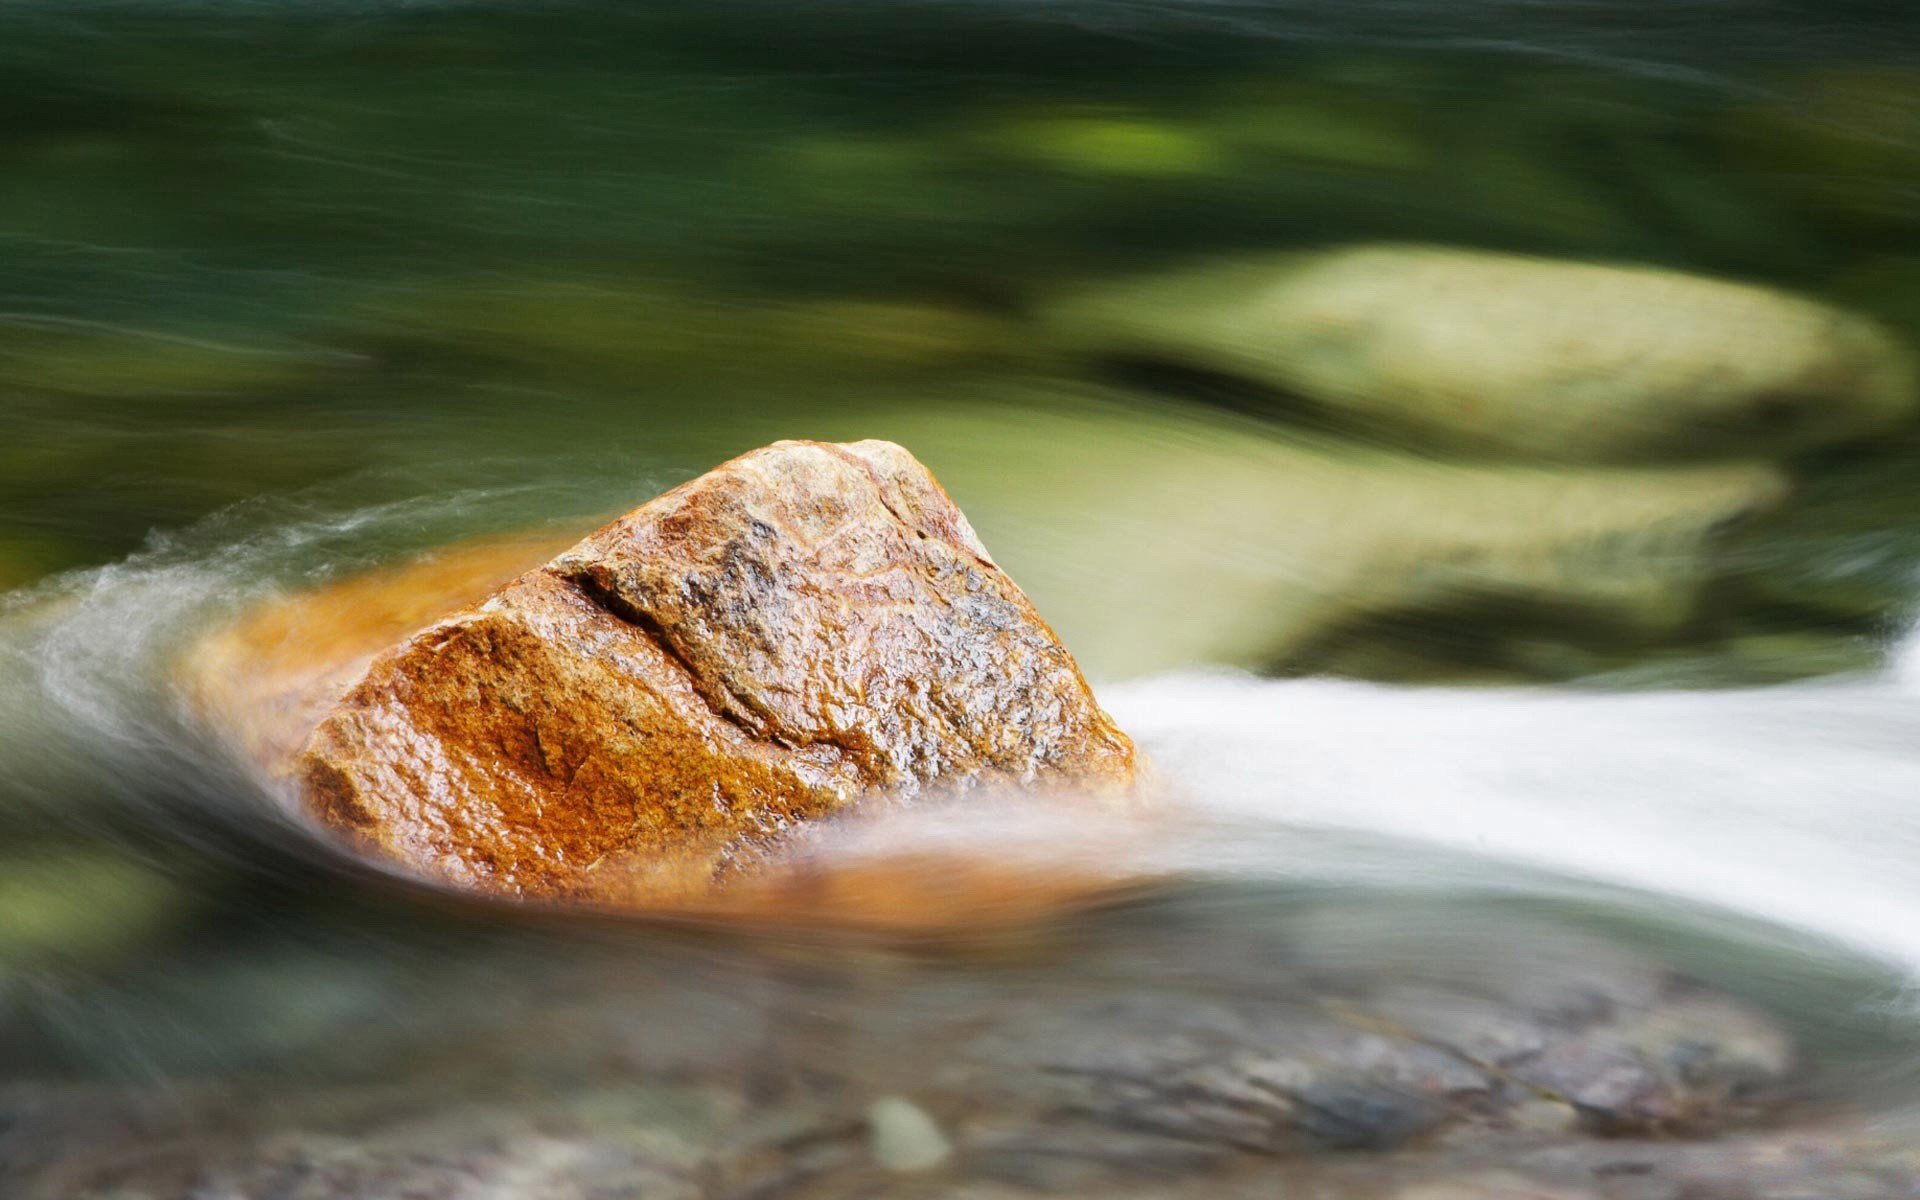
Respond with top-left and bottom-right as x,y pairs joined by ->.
10,2 -> 1920,1196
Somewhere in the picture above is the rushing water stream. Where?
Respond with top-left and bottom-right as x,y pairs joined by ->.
10,1 -> 1920,1196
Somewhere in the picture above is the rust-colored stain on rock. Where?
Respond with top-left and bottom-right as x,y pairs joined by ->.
190,440 -> 1139,918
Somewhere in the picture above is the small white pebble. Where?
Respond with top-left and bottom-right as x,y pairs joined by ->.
866,1095 -> 952,1173
1504,1097 -> 1580,1134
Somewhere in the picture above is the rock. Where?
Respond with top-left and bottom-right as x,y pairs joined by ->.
1042,244 -> 1918,461
187,440 -> 1138,914
185,531 -> 579,775
947,936 -> 1794,1165
860,386 -> 1790,677
867,1096 -> 952,1172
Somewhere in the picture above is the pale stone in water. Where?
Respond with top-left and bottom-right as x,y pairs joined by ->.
1042,243 -> 1918,461
867,1096 -> 953,1173
864,387 -> 1790,676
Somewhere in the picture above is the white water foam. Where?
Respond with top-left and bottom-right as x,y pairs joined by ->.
1109,652 -> 1920,975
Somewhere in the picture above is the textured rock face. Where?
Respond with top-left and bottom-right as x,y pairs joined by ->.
185,532 -> 576,774
1044,244 -> 1918,461
222,440 -> 1136,908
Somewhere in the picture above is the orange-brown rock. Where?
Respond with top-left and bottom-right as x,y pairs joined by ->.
186,531 -> 577,773
189,440 -> 1139,919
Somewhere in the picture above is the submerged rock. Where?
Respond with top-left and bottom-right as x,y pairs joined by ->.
2,910 -> 1828,1200
1043,244 -> 1917,461
868,388 -> 1790,677
868,1096 -> 954,1173
939,921 -> 1795,1169
187,440 -> 1138,915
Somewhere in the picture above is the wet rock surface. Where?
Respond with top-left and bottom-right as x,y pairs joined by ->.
189,440 -> 1137,911
184,532 -> 578,774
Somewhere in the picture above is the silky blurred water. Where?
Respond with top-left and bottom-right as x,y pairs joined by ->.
9,1 -> 1920,1195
